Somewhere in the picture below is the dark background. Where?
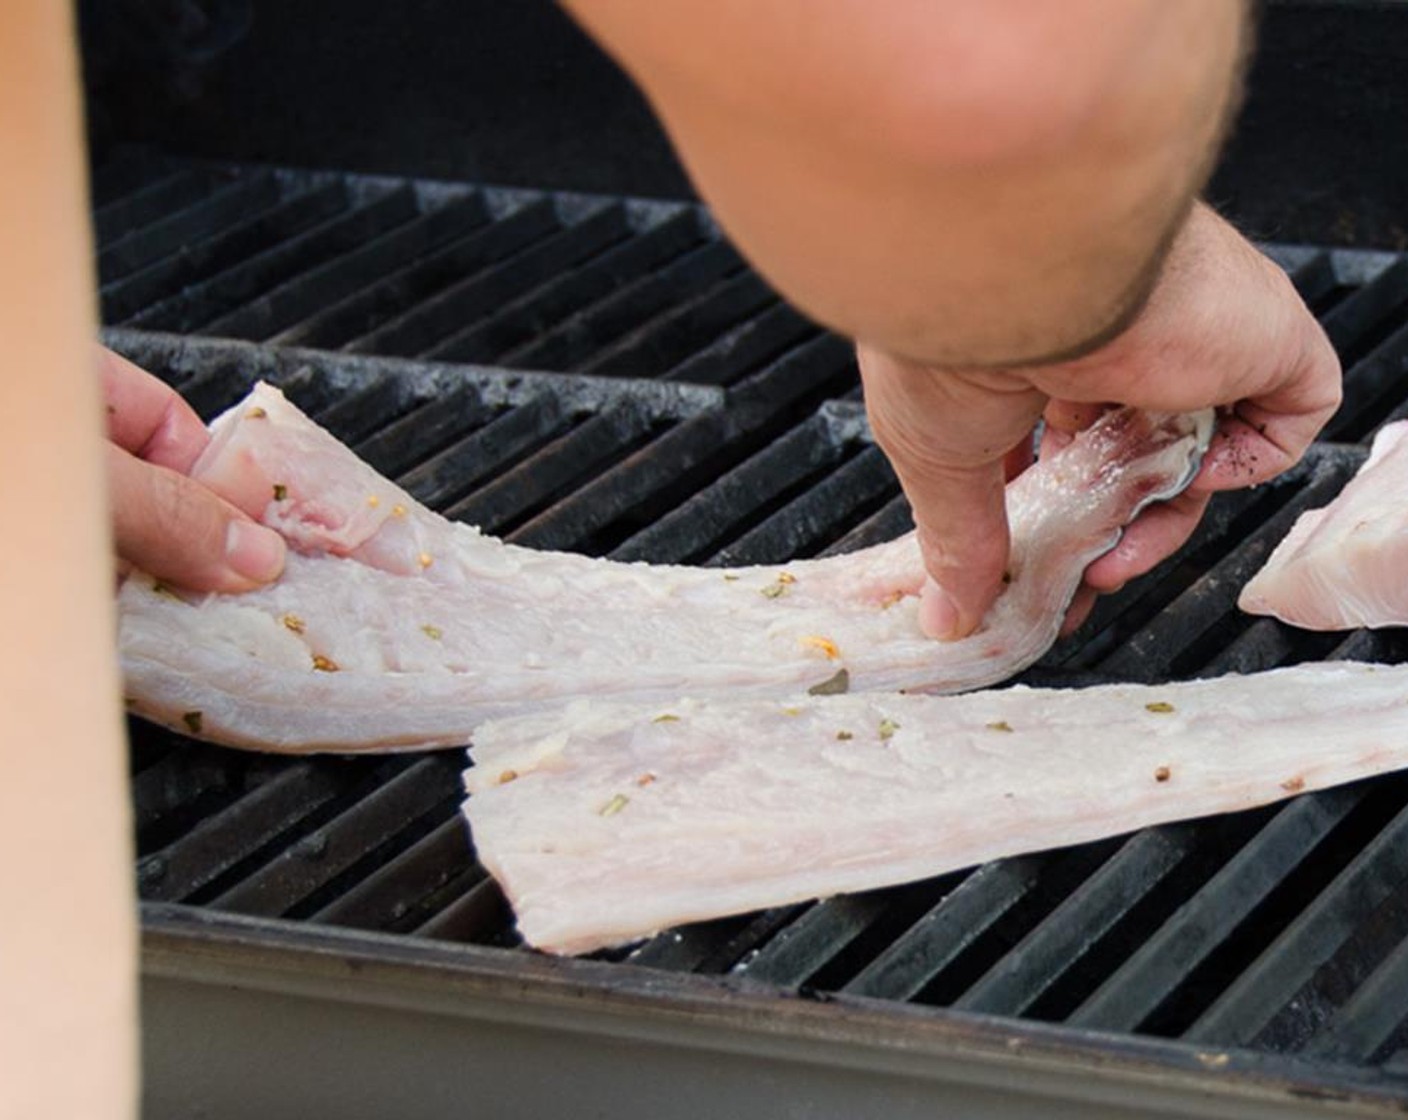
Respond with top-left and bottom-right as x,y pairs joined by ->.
81,0 -> 1408,248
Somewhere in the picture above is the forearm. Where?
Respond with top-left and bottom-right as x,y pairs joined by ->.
562,0 -> 1249,366
0,4 -> 137,1116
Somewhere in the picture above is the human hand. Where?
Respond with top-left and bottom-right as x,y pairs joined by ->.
102,347 -> 286,591
859,203 -> 1342,640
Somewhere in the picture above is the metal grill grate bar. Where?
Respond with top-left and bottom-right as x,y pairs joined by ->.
178,362 -> 260,419
90,153 -> 178,209
201,195 -> 492,341
612,415 -> 845,565
460,402 -> 656,535
952,825 -> 1203,1019
606,337 -> 857,563
336,201 -> 568,356
500,240 -> 742,371
398,394 -> 568,510
642,906 -> 812,974
431,209 -> 705,366
842,859 -> 1046,1001
101,182 -> 350,323
1320,257 -> 1408,369
131,739 -> 235,839
92,167 -> 220,243
709,446 -> 895,566
820,495 -> 914,557
728,333 -> 858,409
124,187 -> 419,333
310,817 -> 475,933
1324,322 -> 1408,443
506,409 -> 749,553
310,204 -> 621,357
264,199 -> 585,352
275,363 -> 349,417
1255,855 -> 1408,1056
1185,799 -> 1408,1047
208,755 -> 464,918
138,762 -> 350,903
663,302 -> 818,387
411,877 -> 511,944
1068,786 -> 1368,1034
1286,251 -> 1339,310
98,172 -> 282,283
309,378 -> 416,446
1198,617 -> 1306,677
1303,934 -> 1408,1064
577,271 -> 776,379
626,908 -> 797,973
353,386 -> 500,479
730,895 -> 896,988
420,209 -> 646,363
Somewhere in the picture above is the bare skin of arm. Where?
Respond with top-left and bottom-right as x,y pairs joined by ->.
561,1 -> 1245,365
562,1 -> 1341,637
0,5 -> 136,1117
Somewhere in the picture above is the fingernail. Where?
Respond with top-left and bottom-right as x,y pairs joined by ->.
226,520 -> 286,583
918,576 -> 961,640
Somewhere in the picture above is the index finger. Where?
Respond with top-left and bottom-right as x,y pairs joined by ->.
98,346 -> 210,473
857,345 -> 1045,639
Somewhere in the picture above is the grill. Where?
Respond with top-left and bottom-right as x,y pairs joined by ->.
96,149 -> 1408,1117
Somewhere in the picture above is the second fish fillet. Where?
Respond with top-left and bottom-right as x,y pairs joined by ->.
464,660 -> 1408,954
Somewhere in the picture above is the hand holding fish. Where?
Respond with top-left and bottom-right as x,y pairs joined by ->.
860,204 -> 1342,639
100,346 -> 285,592
558,3 -> 1319,639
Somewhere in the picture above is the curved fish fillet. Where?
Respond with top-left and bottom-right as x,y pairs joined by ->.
118,384 -> 1210,752
1240,421 -> 1408,629
465,661 -> 1408,954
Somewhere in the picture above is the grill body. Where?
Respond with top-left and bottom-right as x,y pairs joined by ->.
82,7 -> 1408,1109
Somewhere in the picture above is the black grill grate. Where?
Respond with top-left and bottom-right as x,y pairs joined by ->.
94,155 -> 818,386
98,155 -> 1408,1102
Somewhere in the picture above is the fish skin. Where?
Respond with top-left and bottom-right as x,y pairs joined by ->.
1239,421 -> 1408,630
118,384 -> 1211,753
464,661 -> 1408,955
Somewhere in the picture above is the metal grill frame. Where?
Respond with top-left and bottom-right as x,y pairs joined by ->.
144,905 -> 1408,1120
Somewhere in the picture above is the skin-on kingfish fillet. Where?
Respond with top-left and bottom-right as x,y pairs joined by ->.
464,661 -> 1408,954
118,383 -> 1210,753
1239,421 -> 1408,630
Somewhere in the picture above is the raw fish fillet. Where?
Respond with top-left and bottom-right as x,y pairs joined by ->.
1240,421 -> 1408,629
463,660 -> 1408,954
118,384 -> 1210,752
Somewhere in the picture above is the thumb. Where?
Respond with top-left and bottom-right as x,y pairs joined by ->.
108,444 -> 286,593
857,345 -> 1044,640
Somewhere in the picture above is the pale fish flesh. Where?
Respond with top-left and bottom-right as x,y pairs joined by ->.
118,384 -> 1210,752
463,661 -> 1408,954
1240,421 -> 1408,630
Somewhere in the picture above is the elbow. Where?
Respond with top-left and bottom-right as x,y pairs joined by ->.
870,53 -> 1113,172
863,2 -> 1244,174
